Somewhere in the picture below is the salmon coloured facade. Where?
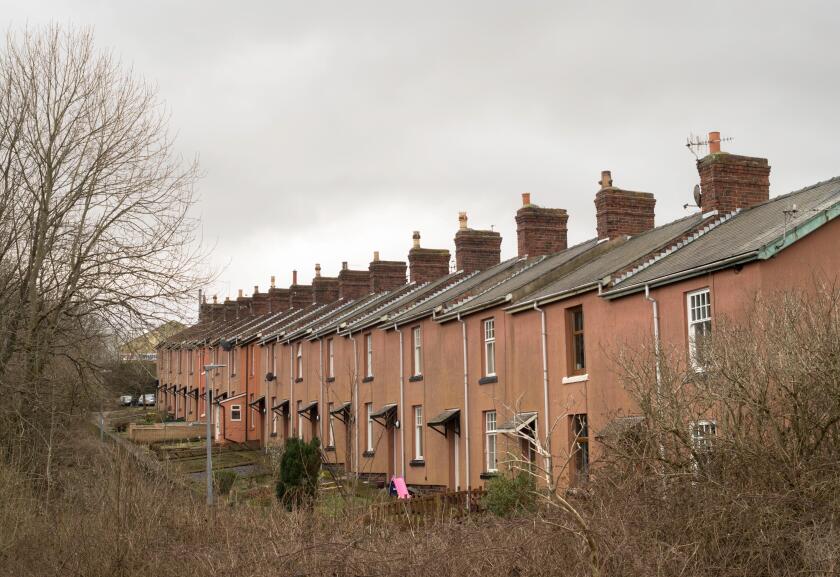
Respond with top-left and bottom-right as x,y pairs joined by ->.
158,133 -> 840,491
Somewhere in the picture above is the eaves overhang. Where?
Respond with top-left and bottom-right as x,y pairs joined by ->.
506,282 -> 600,314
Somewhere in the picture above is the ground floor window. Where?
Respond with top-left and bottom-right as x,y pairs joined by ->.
571,414 -> 589,484
231,405 -> 242,421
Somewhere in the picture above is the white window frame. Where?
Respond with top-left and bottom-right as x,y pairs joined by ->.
687,288 -> 712,369
327,402 -> 335,447
414,405 -> 424,460
327,338 -> 334,378
297,400 -> 304,439
249,345 -> 255,377
366,402 -> 374,452
691,419 -> 717,452
296,342 -> 303,380
271,396 -> 277,434
484,318 -> 496,377
365,333 -> 373,378
412,326 -> 422,376
485,410 -> 498,472
230,404 -> 242,421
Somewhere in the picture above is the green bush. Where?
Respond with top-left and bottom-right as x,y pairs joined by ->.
214,469 -> 238,495
275,437 -> 321,510
483,472 -> 536,517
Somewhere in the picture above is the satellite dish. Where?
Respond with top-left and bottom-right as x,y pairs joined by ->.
693,184 -> 703,207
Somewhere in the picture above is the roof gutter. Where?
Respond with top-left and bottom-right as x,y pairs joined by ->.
601,252 -> 757,300
506,282 -> 600,314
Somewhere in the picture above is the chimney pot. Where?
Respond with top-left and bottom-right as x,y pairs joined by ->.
458,211 -> 468,230
292,270 -> 298,285
412,231 -> 421,249
270,275 -> 276,288
708,131 -> 721,154
373,251 -> 380,262
254,285 -> 259,294
212,294 -> 217,304
238,288 -> 243,298
342,261 -> 348,270
315,263 -> 321,278
600,170 -> 613,189
522,192 -> 531,206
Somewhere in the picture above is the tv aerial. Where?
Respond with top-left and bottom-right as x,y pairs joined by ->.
685,132 -> 733,160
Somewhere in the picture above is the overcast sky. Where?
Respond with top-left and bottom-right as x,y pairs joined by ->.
12,0 -> 840,304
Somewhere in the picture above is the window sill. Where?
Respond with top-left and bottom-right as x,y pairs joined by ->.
408,374 -> 423,382
324,446 -> 335,452
480,471 -> 499,480
294,377 -> 303,383
325,376 -> 335,383
561,374 -> 589,384
270,432 -> 278,437
478,375 -> 498,385
363,450 -> 375,458
362,376 -> 374,383
409,459 -> 425,467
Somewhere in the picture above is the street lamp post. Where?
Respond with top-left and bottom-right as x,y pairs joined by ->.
202,364 -> 226,506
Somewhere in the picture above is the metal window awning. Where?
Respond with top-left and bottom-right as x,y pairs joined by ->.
178,387 -> 188,397
595,416 -> 644,440
370,403 -> 397,427
169,385 -> 177,393
298,400 -> 319,421
329,401 -> 352,424
272,399 -> 290,416
213,392 -> 229,405
218,393 -> 246,405
427,408 -> 460,438
249,395 -> 266,414
497,412 -> 538,435
189,389 -> 199,399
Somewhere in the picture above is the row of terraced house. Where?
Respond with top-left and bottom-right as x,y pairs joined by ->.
157,133 -> 840,491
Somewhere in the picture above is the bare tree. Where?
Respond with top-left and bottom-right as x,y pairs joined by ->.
0,25 -> 208,491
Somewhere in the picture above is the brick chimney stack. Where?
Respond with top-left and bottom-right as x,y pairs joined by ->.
369,251 -> 407,293
338,261 -> 370,300
288,270 -> 314,309
210,294 -> 225,322
252,285 -> 271,315
236,288 -> 252,317
267,275 -> 290,313
223,296 -> 238,321
697,131 -> 770,214
312,263 -> 340,304
454,212 -> 502,273
594,171 -> 656,240
408,231 -> 451,283
198,290 -> 212,323
515,193 -> 569,257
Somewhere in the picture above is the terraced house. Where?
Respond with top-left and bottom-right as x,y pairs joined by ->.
157,133 -> 840,491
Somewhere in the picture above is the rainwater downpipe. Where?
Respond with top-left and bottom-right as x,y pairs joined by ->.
289,344 -> 294,437
348,331 -> 359,478
394,324 -> 406,477
533,301 -> 551,481
457,313 -> 470,489
318,338 -> 324,441
644,284 -> 666,465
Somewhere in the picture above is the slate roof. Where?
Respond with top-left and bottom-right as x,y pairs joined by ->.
512,213 -> 706,307
605,176 -> 840,296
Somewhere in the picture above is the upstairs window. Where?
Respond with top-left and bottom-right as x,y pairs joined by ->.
249,346 -> 255,377
365,333 -> 373,378
687,289 -> 712,369
327,338 -> 335,378
567,307 -> 585,376
483,318 -> 496,377
271,396 -> 277,434
691,420 -> 717,452
189,350 -> 194,375
296,342 -> 303,380
485,410 -> 498,472
412,326 -> 423,376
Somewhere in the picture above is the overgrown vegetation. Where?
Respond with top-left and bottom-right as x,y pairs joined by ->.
213,469 -> 238,496
482,472 -> 535,517
275,437 -> 321,510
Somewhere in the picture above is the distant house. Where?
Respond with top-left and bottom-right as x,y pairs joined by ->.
121,321 -> 186,362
